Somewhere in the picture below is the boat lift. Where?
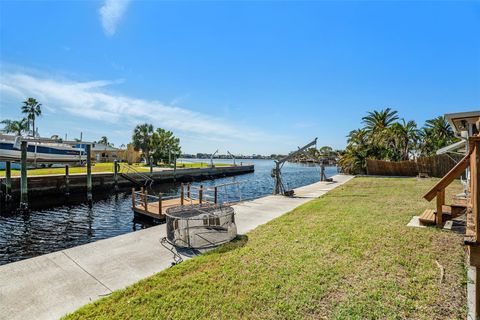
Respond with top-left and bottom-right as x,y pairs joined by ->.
272,138 -> 318,196
0,136 -> 93,210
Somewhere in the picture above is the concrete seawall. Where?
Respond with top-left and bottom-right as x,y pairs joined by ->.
2,165 -> 254,199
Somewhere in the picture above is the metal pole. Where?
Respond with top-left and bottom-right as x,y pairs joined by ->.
150,156 -> 153,175
5,161 -> 11,202
86,144 -> 92,206
65,165 -> 70,197
20,141 -> 28,209
274,162 -> 280,195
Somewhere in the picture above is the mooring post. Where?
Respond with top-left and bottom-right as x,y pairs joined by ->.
180,183 -> 184,205
65,165 -> 70,197
214,186 -> 218,204
150,156 -> 153,175
132,188 -> 136,207
320,161 -> 325,182
20,141 -> 28,209
158,193 -> 162,215
113,160 -> 119,192
199,185 -> 203,204
143,189 -> 148,211
5,161 -> 11,202
86,144 -> 92,206
187,183 -> 191,199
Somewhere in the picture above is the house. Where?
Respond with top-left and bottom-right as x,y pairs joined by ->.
423,110 -> 480,319
91,143 -> 141,163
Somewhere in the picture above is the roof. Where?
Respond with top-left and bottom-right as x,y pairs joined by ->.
92,143 -> 119,151
445,111 -> 480,134
436,139 -> 466,155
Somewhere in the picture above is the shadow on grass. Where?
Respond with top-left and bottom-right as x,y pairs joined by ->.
174,235 -> 249,259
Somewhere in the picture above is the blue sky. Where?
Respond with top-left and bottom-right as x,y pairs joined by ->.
0,1 -> 479,154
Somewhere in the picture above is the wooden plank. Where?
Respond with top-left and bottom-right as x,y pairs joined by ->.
436,190 -> 445,226
474,143 -> 480,241
419,209 -> 436,225
424,150 -> 472,201
470,246 -> 480,267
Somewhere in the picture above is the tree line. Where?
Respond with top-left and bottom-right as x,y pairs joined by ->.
1,98 -> 42,136
132,123 -> 181,165
338,108 -> 457,174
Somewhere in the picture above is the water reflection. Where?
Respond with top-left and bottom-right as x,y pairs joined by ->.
0,159 -> 337,265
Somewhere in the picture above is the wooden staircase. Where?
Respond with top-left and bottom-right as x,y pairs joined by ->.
419,203 -> 467,226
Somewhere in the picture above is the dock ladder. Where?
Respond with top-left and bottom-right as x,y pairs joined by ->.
119,163 -> 154,188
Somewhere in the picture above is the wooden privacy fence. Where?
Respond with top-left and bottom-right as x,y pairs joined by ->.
366,154 -> 464,178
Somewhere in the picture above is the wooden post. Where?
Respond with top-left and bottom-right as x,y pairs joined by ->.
86,144 -> 92,205
4,161 -> 11,201
159,193 -> 162,215
180,183 -> 184,205
436,189 -> 445,227
214,186 -> 218,204
20,140 -> 28,209
474,142 -> 480,241
199,185 -> 203,204
113,160 -> 119,192
143,189 -> 148,211
150,156 -> 153,175
187,183 -> 191,199
65,165 -> 70,196
132,188 -> 136,207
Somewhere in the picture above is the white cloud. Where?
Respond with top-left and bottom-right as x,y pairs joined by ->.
99,0 -> 130,36
0,71 -> 274,144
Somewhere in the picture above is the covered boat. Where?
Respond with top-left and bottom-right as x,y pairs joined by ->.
0,134 -> 86,164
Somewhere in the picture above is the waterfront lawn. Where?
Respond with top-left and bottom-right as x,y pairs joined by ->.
63,177 -> 466,319
0,162 -> 230,177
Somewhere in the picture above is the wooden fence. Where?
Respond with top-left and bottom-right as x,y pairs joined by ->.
366,154 -> 464,178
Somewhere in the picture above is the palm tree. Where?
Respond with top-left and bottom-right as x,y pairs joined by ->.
98,136 -> 109,145
389,119 -> 419,160
418,116 -> 456,156
362,108 -> 399,134
132,123 -> 154,164
21,97 -> 42,136
0,118 -> 28,135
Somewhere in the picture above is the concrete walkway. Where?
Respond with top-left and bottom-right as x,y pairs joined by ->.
0,174 -> 354,320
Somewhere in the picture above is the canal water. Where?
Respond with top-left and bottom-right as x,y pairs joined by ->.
0,159 -> 337,265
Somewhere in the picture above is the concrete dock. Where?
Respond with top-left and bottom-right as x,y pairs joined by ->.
0,174 -> 353,320
1,164 -> 254,200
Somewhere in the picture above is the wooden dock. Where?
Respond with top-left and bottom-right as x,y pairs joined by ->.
132,183 -> 217,220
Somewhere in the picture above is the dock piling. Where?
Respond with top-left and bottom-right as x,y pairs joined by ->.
113,160 -> 119,192
143,189 -> 148,211
20,141 -> 28,210
214,186 -> 218,204
180,183 -> 184,205
158,193 -> 162,214
199,185 -> 203,204
4,161 -> 11,202
86,144 -> 92,206
65,165 -> 70,197
187,183 -> 191,198
132,188 -> 136,207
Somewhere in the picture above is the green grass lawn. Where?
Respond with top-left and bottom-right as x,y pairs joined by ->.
0,162 -> 231,177
63,177 -> 467,319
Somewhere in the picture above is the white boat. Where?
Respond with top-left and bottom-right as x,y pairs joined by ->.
0,134 -> 86,164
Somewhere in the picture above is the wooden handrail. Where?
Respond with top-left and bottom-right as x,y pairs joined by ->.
423,149 -> 472,201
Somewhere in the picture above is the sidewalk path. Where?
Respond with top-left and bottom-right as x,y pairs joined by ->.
0,174 -> 354,320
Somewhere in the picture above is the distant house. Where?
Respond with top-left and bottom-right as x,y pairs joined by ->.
91,143 -> 141,163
